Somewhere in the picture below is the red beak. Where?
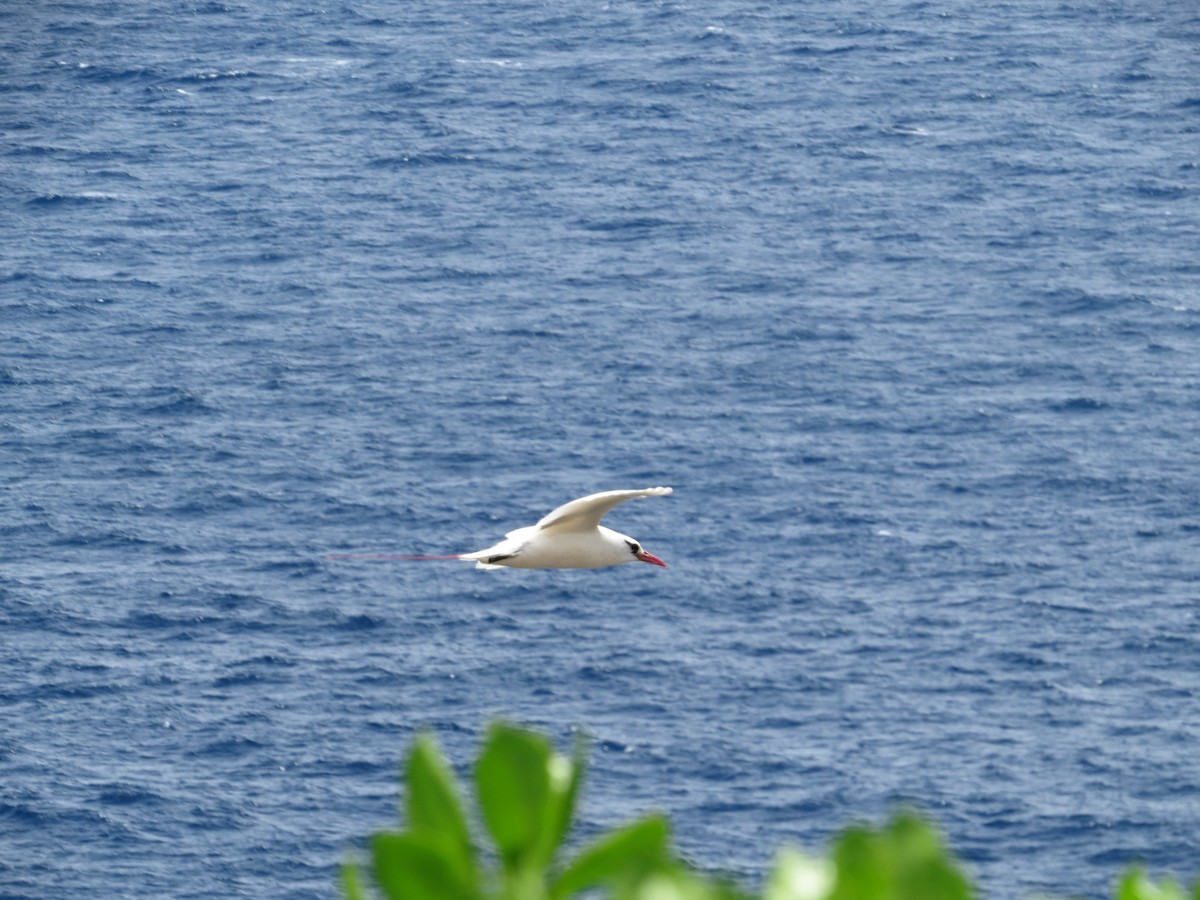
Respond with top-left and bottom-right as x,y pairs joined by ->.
636,549 -> 668,568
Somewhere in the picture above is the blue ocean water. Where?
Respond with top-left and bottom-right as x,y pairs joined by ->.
3,1 -> 1199,898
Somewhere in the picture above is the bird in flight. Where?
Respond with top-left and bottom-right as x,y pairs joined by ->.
329,487 -> 673,570
460,486 -> 672,570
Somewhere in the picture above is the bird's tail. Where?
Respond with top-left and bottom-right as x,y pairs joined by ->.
324,553 -> 465,561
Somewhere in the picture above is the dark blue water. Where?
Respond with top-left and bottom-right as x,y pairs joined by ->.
3,2 -> 1199,898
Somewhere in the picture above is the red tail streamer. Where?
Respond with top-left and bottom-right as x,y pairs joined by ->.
325,554 -> 463,561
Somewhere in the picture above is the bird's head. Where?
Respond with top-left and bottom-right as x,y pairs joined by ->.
625,539 -> 667,568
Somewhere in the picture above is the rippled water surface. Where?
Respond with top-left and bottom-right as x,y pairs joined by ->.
3,2 -> 1200,898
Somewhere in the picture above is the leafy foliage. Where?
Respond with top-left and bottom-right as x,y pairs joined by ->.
343,722 -> 1197,900
344,723 -> 670,900
1116,869 -> 1200,900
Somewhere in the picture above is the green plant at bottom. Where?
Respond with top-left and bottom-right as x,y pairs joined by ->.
342,722 -> 704,900
342,722 -> 1197,900
1116,869 -> 1200,900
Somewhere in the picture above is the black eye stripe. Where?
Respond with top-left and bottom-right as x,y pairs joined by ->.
625,540 -> 640,555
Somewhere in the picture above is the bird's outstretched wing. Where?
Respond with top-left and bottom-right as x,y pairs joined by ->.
536,487 -> 673,533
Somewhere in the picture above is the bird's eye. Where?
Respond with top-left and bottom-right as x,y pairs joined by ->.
626,541 -> 640,555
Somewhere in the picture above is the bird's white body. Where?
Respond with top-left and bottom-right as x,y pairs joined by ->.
458,487 -> 672,570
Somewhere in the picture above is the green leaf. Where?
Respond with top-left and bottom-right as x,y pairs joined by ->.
1118,869 -> 1188,900
1120,871 -> 1147,900
828,813 -> 972,900
614,863 -> 751,900
341,861 -> 370,900
765,848 -> 835,900
887,814 -> 972,900
829,826 -> 888,900
542,732 -> 587,863
551,815 -> 670,900
371,831 -> 481,900
475,723 -> 554,869
406,732 -> 477,881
